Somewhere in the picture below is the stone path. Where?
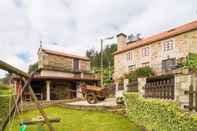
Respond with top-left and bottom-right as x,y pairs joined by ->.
67,98 -> 117,107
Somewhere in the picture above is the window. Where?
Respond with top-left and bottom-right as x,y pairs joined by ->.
142,62 -> 150,67
163,40 -> 174,51
162,58 -> 176,71
128,65 -> 136,71
126,51 -> 132,61
142,47 -> 149,57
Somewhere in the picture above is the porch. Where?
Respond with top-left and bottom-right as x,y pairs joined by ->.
22,77 -> 99,101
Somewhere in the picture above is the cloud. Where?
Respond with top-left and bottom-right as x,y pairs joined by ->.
0,0 -> 196,77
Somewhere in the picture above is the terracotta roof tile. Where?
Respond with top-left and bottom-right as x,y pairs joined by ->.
114,20 -> 197,55
41,48 -> 89,61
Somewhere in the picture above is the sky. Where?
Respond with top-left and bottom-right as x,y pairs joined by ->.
0,0 -> 197,77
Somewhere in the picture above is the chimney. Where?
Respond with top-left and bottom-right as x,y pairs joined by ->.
116,33 -> 127,51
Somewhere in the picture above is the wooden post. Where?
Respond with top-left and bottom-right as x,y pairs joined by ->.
28,85 -> 55,131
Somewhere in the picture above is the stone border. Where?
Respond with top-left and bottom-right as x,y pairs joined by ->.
20,100 -> 126,117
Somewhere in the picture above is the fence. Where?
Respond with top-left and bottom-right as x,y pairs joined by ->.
127,81 -> 138,92
144,74 -> 175,99
184,84 -> 197,111
118,83 -> 124,90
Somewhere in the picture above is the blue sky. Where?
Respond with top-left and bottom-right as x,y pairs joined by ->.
0,0 -> 197,77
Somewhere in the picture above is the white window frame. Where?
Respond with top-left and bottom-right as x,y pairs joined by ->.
162,39 -> 175,52
142,47 -> 149,57
126,51 -> 132,61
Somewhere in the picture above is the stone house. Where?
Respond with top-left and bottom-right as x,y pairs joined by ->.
113,20 -> 197,82
14,48 -> 99,101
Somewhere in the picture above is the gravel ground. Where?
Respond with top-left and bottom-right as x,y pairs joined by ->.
67,98 -> 117,107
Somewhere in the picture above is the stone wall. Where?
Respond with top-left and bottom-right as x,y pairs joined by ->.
38,50 -> 91,72
79,60 -> 90,72
174,74 -> 192,109
43,52 -> 73,70
123,73 -> 197,110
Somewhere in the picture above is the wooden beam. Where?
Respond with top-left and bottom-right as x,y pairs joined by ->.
0,60 -> 28,77
28,84 -> 55,131
21,118 -> 60,125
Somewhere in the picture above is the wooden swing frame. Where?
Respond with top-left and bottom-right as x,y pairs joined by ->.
0,60 -> 59,131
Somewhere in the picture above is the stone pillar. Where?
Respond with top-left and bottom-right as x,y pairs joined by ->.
115,81 -> 124,97
174,74 -> 192,109
76,82 -> 82,98
138,77 -> 146,97
124,79 -> 129,92
46,81 -> 51,101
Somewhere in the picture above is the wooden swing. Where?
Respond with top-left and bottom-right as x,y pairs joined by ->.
0,60 -> 60,131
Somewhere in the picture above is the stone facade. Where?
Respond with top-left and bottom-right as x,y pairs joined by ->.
38,49 -> 90,73
114,29 -> 197,81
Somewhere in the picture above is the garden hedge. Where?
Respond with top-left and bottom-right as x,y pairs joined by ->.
124,93 -> 197,131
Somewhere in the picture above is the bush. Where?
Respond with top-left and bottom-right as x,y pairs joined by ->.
116,96 -> 124,105
183,53 -> 197,73
124,67 -> 154,82
124,93 -> 197,131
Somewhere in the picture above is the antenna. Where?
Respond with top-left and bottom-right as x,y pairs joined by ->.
40,41 -> 43,48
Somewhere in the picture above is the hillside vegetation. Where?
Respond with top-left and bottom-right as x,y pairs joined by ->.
0,83 -> 12,126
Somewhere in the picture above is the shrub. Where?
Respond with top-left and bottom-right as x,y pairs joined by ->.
124,93 -> 197,131
183,53 -> 197,73
116,96 -> 124,105
124,67 -> 154,82
135,66 -> 155,77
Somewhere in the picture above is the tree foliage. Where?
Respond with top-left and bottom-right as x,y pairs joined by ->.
183,53 -> 197,73
28,62 -> 38,73
86,44 -> 117,84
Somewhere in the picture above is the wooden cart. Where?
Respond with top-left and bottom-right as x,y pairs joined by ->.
80,84 -> 109,104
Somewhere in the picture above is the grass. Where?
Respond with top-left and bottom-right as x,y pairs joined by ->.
0,83 -> 13,126
6,106 -> 142,131
0,83 -> 12,95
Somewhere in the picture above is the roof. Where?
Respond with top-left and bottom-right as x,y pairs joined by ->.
40,48 -> 89,61
0,60 -> 28,78
114,20 -> 197,55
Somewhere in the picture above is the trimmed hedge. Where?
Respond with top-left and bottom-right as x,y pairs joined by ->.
124,93 -> 197,131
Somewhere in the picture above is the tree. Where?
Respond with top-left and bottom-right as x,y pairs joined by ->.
86,43 -> 117,85
28,62 -> 38,73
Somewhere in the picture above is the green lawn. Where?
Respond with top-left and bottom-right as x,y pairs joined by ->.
6,106 -> 142,131
0,83 -> 13,126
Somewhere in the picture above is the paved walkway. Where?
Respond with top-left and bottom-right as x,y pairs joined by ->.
67,98 -> 117,107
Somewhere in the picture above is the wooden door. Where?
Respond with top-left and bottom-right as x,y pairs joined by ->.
73,59 -> 79,72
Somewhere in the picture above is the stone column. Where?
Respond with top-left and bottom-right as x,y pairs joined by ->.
46,81 -> 51,101
124,79 -> 129,92
76,82 -> 82,98
115,81 -> 119,97
174,74 -> 192,109
138,77 -> 146,97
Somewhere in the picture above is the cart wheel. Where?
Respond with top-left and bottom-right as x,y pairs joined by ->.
86,92 -> 97,104
98,97 -> 105,101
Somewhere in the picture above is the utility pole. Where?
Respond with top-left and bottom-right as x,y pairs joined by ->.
100,36 -> 114,88
108,61 -> 111,81
101,39 -> 104,88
